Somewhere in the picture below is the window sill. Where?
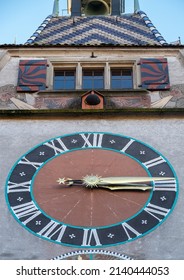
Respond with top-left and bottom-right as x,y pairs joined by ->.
35,88 -> 149,97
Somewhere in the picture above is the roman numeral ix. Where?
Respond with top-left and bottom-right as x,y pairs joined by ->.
8,180 -> 31,193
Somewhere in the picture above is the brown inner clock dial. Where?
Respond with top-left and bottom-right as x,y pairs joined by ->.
33,149 -> 150,227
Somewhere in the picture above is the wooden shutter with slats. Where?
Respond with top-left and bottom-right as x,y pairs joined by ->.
17,60 -> 47,92
140,58 -> 170,90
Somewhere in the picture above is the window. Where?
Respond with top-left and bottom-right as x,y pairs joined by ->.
111,69 -> 133,89
82,69 -> 104,90
54,70 -> 75,90
52,65 -> 135,91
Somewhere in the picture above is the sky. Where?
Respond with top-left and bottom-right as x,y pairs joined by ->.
0,0 -> 183,45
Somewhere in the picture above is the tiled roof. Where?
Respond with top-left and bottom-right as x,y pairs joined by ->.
26,11 -> 167,46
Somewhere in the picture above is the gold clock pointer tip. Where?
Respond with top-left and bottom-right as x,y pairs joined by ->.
57,178 -> 74,185
57,178 -> 85,187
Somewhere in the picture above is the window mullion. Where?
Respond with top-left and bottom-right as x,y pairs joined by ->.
76,63 -> 82,89
105,62 -> 110,89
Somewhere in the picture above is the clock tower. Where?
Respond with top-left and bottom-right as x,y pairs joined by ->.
0,0 -> 184,260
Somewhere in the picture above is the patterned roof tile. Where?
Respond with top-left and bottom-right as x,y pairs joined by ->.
26,11 -> 167,46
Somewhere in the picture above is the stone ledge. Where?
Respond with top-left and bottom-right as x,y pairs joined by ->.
0,108 -> 184,118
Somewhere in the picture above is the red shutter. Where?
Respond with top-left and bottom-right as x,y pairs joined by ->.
140,58 -> 170,90
17,60 -> 47,92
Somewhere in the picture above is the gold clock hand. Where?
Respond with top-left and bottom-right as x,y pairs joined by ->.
95,176 -> 174,186
57,178 -> 152,191
57,176 -> 174,189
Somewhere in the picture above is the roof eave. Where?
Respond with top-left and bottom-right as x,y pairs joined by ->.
1,44 -> 184,49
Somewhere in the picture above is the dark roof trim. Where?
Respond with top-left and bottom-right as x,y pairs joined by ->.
0,44 -> 184,49
26,15 -> 52,45
137,11 -> 167,45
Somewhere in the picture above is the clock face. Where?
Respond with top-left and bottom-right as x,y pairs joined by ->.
5,132 -> 178,248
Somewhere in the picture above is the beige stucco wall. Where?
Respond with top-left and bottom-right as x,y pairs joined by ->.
0,47 -> 184,110
1,47 -> 184,87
